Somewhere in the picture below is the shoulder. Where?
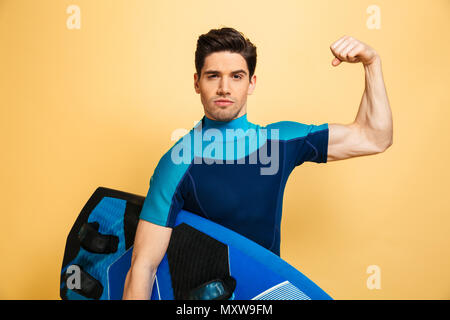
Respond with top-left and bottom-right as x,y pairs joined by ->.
263,121 -> 328,141
152,130 -> 194,182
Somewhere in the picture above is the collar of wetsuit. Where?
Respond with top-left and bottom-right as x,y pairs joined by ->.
201,113 -> 251,142
203,113 -> 249,130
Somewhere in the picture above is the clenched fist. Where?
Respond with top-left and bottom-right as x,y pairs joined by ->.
330,35 -> 379,67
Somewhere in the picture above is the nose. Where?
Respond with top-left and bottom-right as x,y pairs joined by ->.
217,77 -> 230,96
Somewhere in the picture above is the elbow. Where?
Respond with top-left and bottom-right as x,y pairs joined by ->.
383,130 -> 394,151
386,138 -> 393,150
374,128 -> 393,153
130,259 -> 157,277
127,257 -> 158,288
378,136 -> 393,153
361,123 -> 393,154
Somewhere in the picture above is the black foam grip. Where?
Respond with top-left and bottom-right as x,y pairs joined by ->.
167,223 -> 233,300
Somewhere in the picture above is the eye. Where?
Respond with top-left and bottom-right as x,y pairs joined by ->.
208,75 -> 217,78
233,74 -> 243,79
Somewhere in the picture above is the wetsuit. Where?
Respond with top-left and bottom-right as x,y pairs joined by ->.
139,113 -> 328,256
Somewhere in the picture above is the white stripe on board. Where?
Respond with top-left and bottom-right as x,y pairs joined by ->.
251,281 -> 311,300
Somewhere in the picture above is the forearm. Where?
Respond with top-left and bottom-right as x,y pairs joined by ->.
354,56 -> 393,150
122,266 -> 156,300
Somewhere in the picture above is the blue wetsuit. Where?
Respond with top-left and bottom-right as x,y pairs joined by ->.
139,114 -> 328,256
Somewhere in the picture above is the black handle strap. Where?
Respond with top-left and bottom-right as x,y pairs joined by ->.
62,264 -> 103,300
78,222 -> 119,254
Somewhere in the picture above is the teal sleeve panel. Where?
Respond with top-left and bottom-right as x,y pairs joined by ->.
139,139 -> 192,227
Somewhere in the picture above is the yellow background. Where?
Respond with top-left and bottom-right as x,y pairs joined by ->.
1,0 -> 449,299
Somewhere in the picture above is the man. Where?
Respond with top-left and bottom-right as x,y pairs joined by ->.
122,27 -> 393,299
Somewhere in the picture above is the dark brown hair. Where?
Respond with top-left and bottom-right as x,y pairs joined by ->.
195,27 -> 257,82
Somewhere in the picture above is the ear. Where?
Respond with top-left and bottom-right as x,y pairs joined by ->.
247,74 -> 257,95
194,73 -> 200,94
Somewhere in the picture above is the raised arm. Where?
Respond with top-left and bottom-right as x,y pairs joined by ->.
122,219 -> 172,300
327,36 -> 393,162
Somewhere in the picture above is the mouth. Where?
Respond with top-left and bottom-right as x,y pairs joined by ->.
214,99 -> 234,106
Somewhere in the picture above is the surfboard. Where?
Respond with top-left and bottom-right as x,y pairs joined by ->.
60,187 -> 332,300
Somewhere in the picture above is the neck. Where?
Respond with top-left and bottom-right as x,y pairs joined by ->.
203,113 -> 249,129
199,113 -> 251,142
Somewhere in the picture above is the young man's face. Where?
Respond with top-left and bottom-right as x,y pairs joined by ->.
194,51 -> 256,122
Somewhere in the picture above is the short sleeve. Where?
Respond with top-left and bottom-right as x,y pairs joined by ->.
139,147 -> 191,228
266,121 -> 329,168
295,123 -> 329,165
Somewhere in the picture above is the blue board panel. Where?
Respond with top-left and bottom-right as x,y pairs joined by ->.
107,209 -> 332,300
61,197 -> 127,300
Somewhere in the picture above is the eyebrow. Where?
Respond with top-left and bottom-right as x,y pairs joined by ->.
203,69 -> 248,76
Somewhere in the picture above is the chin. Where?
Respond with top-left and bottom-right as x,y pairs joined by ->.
208,106 -> 242,122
